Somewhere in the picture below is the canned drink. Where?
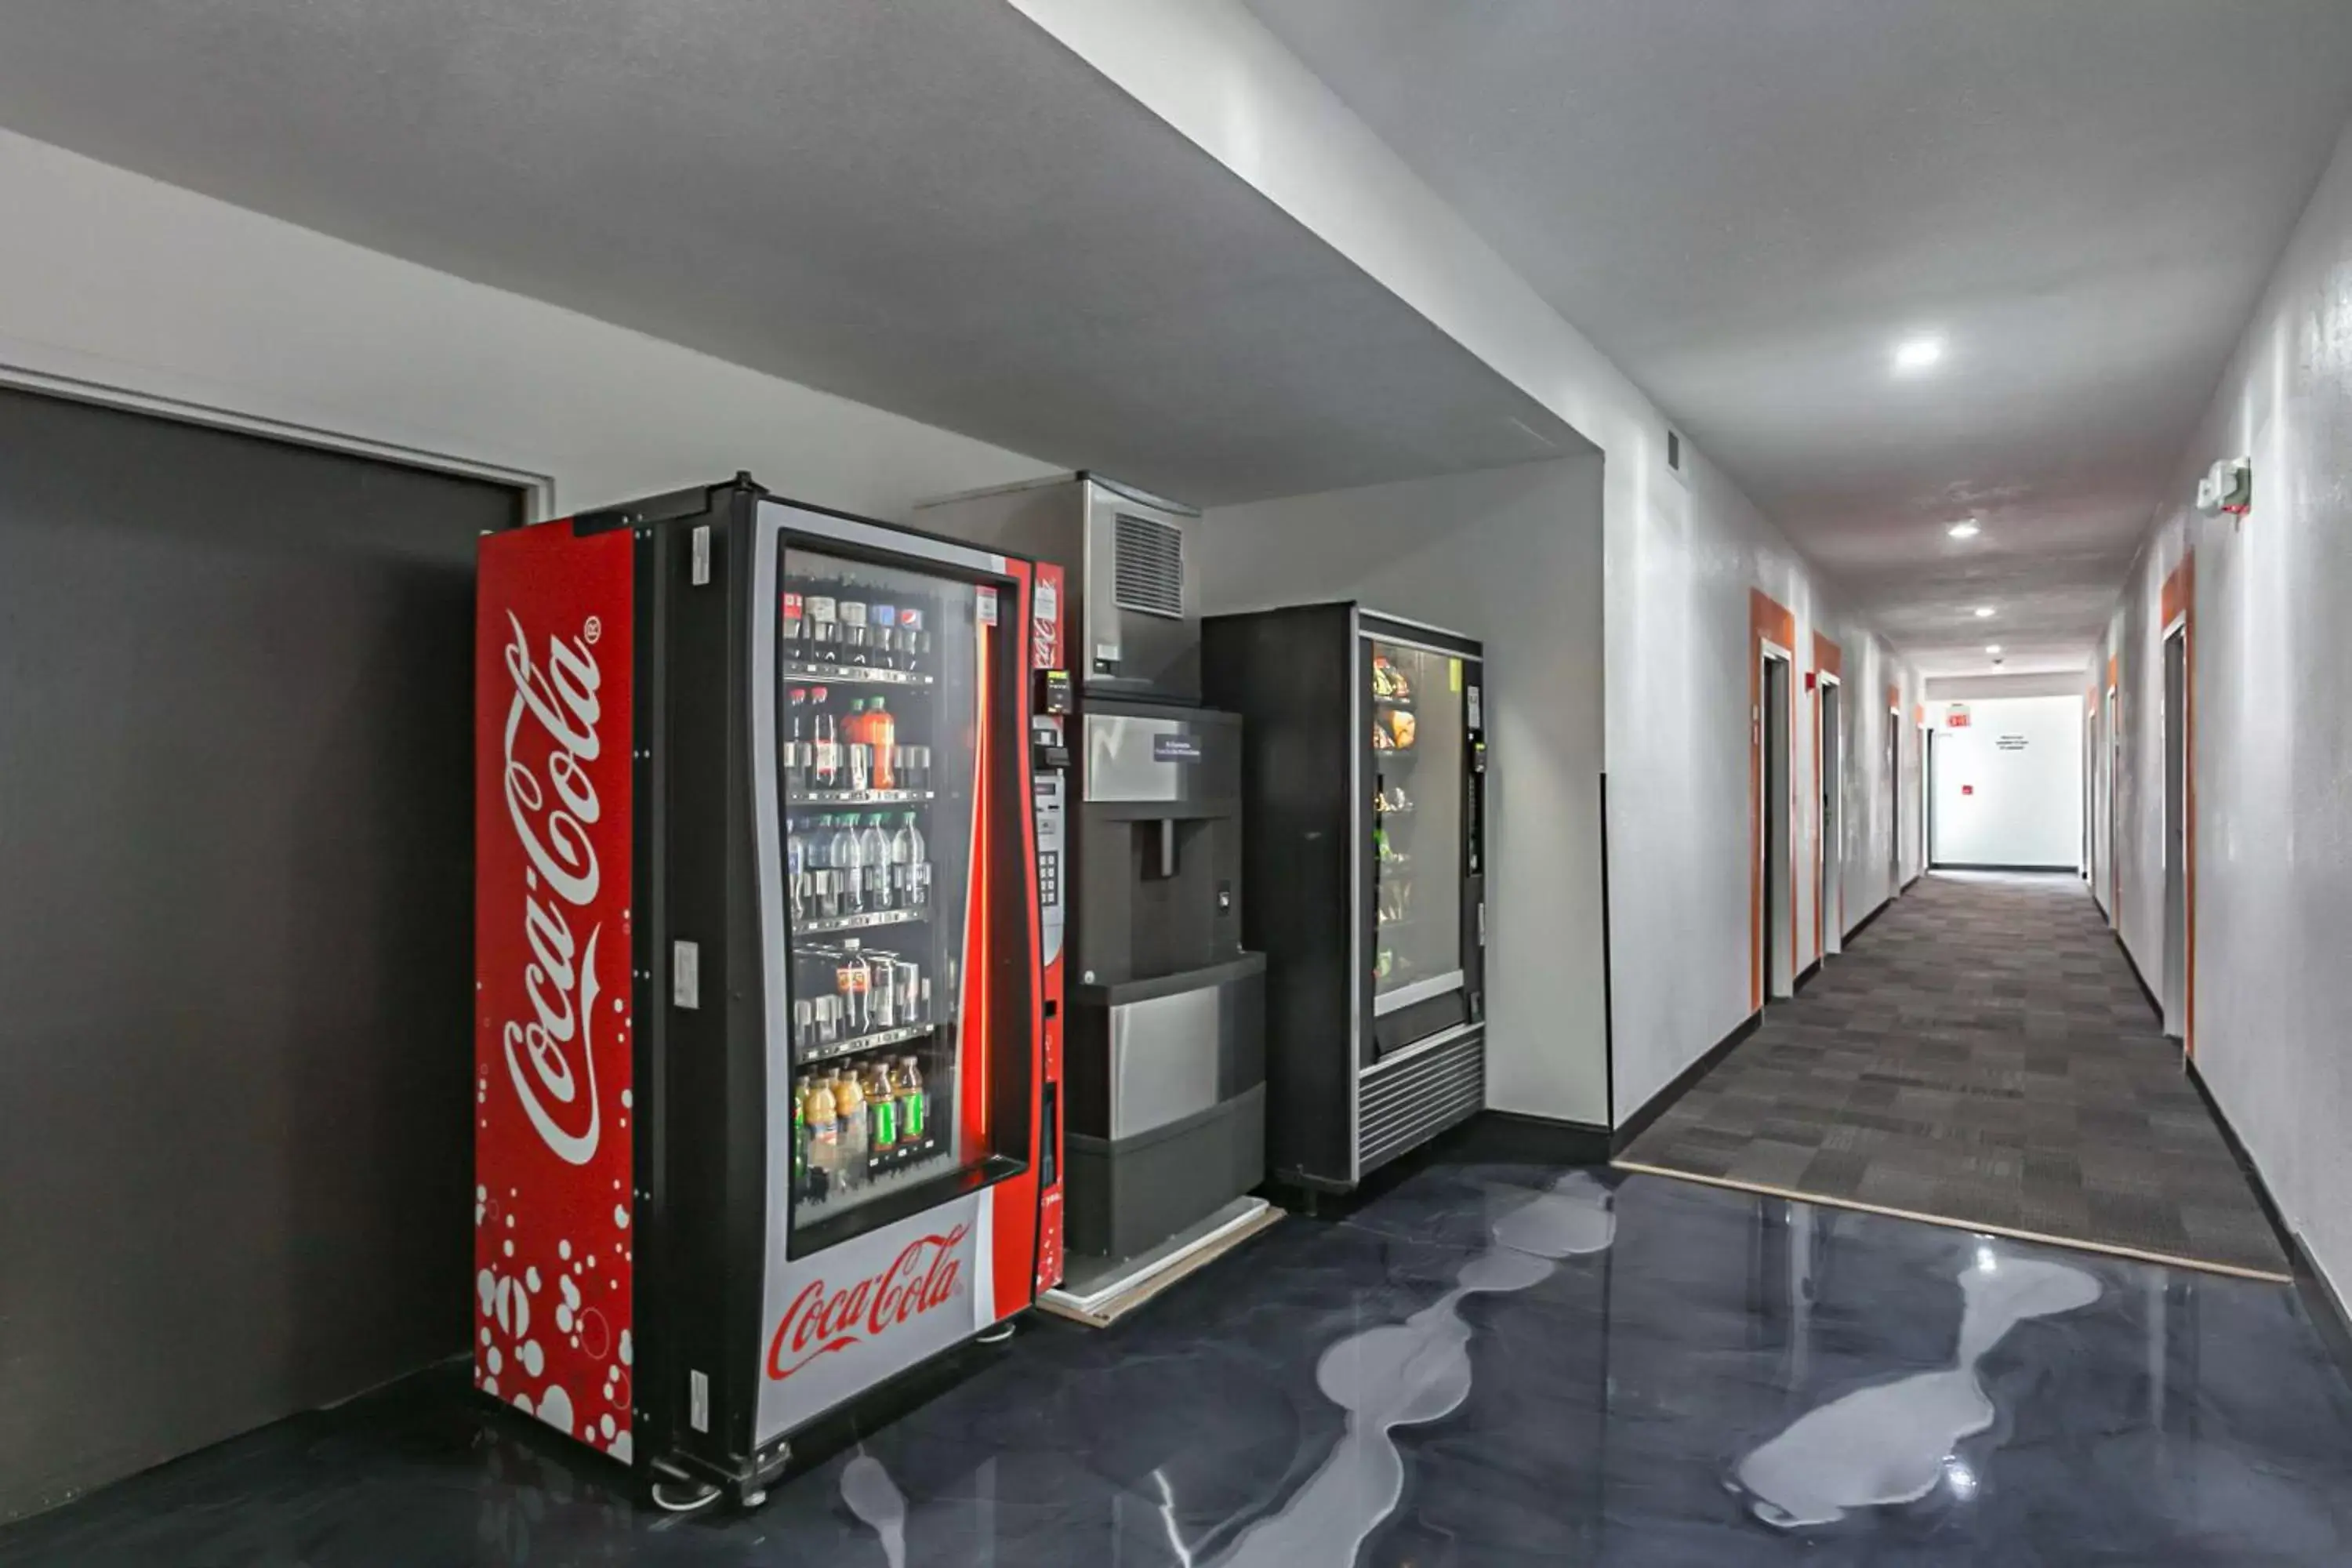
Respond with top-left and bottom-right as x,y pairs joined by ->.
806,595 -> 840,660
895,959 -> 920,1025
840,600 -> 870,664
866,950 -> 898,1029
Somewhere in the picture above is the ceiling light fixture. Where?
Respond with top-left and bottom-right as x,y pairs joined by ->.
1893,333 -> 1947,373
1973,606 -> 1996,619
1947,519 -> 1981,539
1985,644 -> 2003,655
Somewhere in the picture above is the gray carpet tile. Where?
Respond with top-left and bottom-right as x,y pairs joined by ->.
1619,871 -> 2291,1277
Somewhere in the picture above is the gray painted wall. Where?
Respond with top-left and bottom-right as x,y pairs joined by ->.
0,387 -> 517,1520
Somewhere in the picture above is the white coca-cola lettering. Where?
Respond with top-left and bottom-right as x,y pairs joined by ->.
500,610 -> 608,1167
767,1225 -> 969,1381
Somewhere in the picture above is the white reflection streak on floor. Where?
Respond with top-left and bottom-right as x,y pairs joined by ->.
838,1450 -> 907,1568
1734,1247 -> 2102,1527
1214,1171 -> 1618,1568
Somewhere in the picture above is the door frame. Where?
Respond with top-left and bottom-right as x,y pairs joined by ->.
2159,551 -> 2196,1051
0,362 -> 557,520
1924,718 -> 1938,868
2106,656 -> 2122,923
1886,687 -> 1902,894
1750,590 -> 1798,1011
2084,695 -> 2097,884
1813,633 -> 1844,958
2154,554 -> 2192,1053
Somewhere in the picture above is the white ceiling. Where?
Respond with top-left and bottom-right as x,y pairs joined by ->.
1246,0 -> 2352,674
0,0 -> 1585,509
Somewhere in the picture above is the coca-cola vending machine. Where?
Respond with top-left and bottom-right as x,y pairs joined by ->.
475,475 -> 1066,1506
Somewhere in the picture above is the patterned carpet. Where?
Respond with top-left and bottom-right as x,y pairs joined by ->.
1617,872 -> 2291,1279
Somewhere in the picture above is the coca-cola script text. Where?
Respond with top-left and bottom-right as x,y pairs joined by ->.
499,611 -> 608,1167
768,1225 -> 969,1381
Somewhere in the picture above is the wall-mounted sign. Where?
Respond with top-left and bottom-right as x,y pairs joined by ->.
1995,734 -> 2028,752
1947,703 -> 1971,728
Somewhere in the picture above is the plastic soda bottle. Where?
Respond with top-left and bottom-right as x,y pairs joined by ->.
867,1061 -> 898,1151
898,1056 -> 926,1142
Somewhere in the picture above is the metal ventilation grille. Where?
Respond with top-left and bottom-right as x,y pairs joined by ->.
1112,513 -> 1185,619
1359,1031 -> 1484,1176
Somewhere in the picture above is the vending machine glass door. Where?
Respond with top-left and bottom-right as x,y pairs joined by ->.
775,539 -> 1029,1252
1367,633 -> 1467,1033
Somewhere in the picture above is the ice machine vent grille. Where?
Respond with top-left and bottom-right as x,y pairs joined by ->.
1112,514 -> 1185,620
1359,1030 -> 1484,1176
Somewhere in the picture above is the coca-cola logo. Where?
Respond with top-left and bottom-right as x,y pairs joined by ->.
767,1225 -> 969,1381
498,610 -> 608,1167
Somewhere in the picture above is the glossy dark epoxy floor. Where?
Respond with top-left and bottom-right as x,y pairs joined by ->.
8,1161 -> 2352,1566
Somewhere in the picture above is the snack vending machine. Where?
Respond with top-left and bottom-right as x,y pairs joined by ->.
1203,604 -> 1487,1193
476,475 -> 1065,1506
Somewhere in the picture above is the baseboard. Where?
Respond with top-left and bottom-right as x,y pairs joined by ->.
1931,861 -> 2079,873
1610,1009 -> 1762,1155
1844,895 -> 1893,944
2114,931 -> 2161,1023
1455,1109 -> 1613,1167
1900,871 -> 1923,892
2182,1056 -> 2352,1385
1794,957 -> 1822,993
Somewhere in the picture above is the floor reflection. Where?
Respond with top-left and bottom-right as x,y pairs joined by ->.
1733,1247 -> 2100,1526
1213,1171 -> 1616,1566
5,1162 -> 2350,1567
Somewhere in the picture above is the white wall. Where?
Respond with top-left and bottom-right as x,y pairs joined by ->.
1929,697 -> 2084,869
1605,434 -> 1924,1121
2107,115 -> 2352,1307
1013,0 -> 1919,1127
0,127 -> 1053,521
1196,458 -> 1610,1124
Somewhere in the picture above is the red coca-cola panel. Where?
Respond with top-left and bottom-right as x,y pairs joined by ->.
474,521 -> 637,1463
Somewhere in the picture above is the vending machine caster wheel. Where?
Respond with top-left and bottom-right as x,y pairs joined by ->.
976,1318 -> 1017,1345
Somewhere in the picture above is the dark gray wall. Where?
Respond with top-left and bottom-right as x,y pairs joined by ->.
0,388 -> 517,1520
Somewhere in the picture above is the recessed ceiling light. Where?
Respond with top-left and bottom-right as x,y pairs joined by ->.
1947,520 -> 1981,539
1973,606 -> 1996,619
1985,644 -> 2003,655
1893,333 -> 1947,373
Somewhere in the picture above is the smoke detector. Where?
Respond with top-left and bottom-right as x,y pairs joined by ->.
2195,456 -> 2252,517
